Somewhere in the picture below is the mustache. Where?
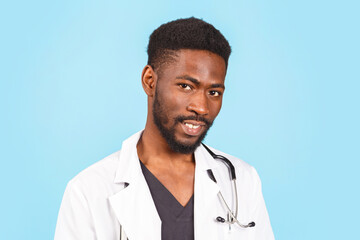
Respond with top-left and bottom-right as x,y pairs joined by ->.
175,115 -> 212,127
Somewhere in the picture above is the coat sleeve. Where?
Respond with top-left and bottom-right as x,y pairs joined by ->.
54,180 -> 96,240
250,167 -> 275,240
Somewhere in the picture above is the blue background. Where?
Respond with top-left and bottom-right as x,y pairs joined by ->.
1,0 -> 359,239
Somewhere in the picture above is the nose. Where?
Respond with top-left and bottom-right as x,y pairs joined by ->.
186,91 -> 210,116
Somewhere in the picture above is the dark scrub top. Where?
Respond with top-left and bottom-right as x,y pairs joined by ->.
140,161 -> 194,240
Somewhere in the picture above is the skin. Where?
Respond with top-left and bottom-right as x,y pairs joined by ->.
137,49 -> 227,207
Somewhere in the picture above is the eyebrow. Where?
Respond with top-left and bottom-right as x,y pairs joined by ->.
176,75 -> 200,85
175,75 -> 225,89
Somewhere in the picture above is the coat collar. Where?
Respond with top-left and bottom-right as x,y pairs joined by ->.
113,130 -> 143,184
109,130 -> 221,240
113,130 -> 219,184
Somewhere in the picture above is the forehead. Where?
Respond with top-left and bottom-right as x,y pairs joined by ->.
160,49 -> 227,82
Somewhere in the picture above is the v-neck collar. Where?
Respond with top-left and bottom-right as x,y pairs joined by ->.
140,160 -> 194,221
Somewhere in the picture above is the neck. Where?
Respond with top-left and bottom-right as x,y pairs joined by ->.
137,124 -> 194,167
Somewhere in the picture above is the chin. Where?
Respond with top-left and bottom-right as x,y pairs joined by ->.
167,134 -> 204,154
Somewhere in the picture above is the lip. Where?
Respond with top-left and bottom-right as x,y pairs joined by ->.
182,120 -> 206,126
180,120 -> 206,136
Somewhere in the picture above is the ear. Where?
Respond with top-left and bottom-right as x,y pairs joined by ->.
141,65 -> 157,97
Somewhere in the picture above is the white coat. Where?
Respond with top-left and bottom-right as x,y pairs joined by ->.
54,131 -> 274,240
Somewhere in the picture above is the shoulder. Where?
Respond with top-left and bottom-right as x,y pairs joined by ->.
207,146 -> 256,172
66,150 -> 122,193
206,146 -> 261,183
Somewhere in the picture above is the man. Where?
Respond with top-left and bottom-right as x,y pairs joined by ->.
55,17 -> 274,240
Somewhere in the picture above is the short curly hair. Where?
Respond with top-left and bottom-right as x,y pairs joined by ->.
147,17 -> 231,74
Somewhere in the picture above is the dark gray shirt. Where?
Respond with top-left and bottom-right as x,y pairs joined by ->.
140,161 -> 194,240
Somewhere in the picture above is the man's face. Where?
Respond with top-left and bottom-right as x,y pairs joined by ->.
152,49 -> 226,154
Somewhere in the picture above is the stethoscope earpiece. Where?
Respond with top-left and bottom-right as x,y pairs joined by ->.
216,216 -> 255,228
216,216 -> 226,223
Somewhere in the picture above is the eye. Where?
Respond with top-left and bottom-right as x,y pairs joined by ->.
179,83 -> 192,91
209,90 -> 222,97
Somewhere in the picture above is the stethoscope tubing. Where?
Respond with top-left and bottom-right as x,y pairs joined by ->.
202,143 -> 255,229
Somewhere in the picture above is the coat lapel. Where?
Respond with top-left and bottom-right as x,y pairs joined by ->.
109,131 -> 161,240
109,173 -> 161,240
193,146 -> 222,240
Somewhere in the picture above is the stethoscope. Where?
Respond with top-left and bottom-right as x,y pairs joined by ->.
201,143 -> 256,229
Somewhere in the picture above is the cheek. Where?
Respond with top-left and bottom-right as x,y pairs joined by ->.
173,95 -> 188,110
210,100 -> 223,118
156,91 -> 185,121
163,91 -> 187,111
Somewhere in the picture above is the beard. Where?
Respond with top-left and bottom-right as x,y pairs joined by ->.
152,89 -> 213,154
